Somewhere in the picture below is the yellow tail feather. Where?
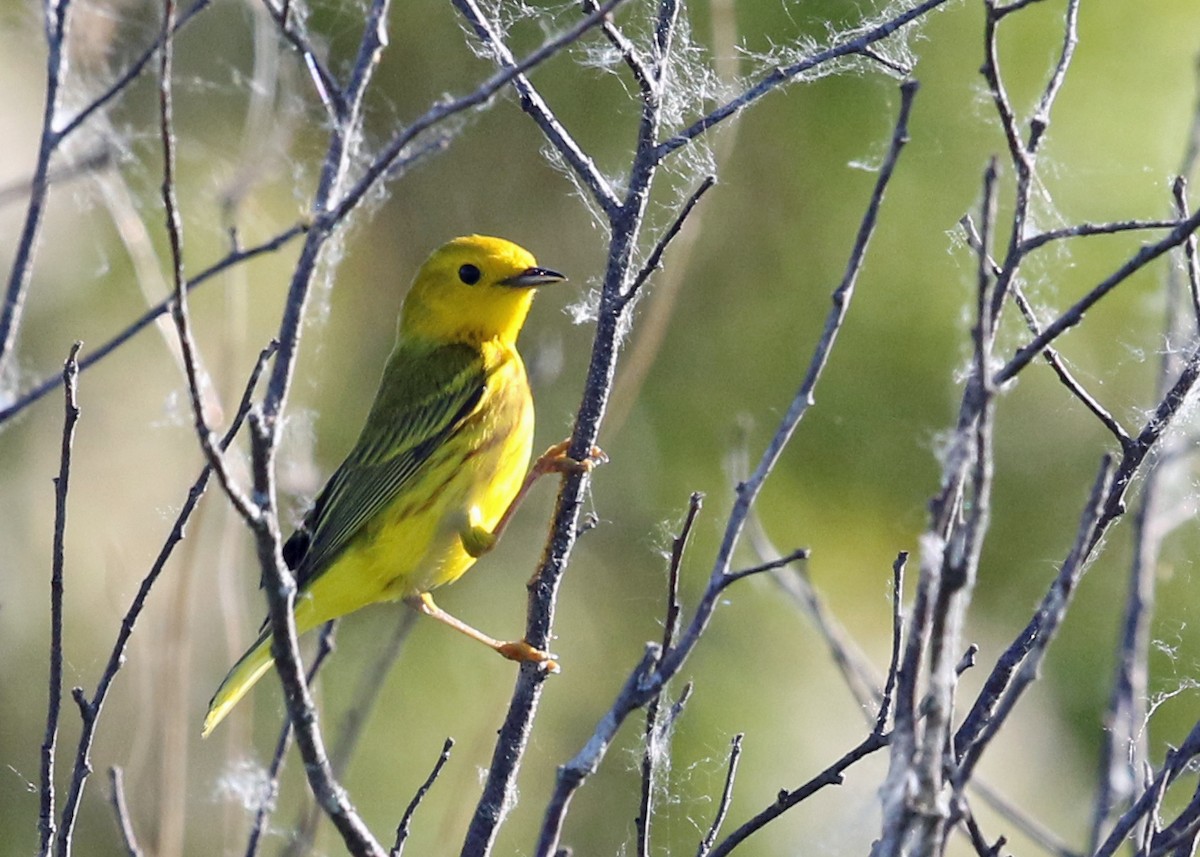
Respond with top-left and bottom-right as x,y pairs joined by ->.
202,631 -> 274,738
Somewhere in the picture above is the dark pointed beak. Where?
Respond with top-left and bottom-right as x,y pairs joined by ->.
501,266 -> 567,288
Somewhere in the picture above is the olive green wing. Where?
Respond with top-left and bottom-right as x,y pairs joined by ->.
283,343 -> 486,590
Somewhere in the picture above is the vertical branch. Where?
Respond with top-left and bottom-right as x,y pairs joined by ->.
877,158 -> 1000,857
636,492 -> 702,856
244,411 -> 385,856
38,343 -> 81,857
0,0 -> 73,379
245,623 -> 337,857
1092,156 -> 1200,850
52,345 -> 273,857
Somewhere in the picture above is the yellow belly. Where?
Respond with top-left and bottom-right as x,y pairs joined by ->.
291,356 -> 533,634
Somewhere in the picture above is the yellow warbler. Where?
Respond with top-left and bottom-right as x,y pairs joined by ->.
203,235 -> 574,737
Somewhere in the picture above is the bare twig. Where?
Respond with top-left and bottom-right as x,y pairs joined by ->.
996,208 -> 1200,385
657,1 -> 946,158
258,0 -> 342,120
244,407 -> 386,856
245,622 -> 337,857
954,457 -> 1115,782
708,731 -> 891,857
876,157 -> 1002,857
0,223 -> 306,426
724,547 -> 809,585
876,552 -> 908,735
38,343 -> 80,857
636,492 -> 702,857
391,738 -> 455,857
1094,722 -> 1200,857
454,0 -> 623,216
622,175 -> 717,305
0,0 -> 73,382
1174,178 -> 1200,334
280,612 -> 418,857
1019,218 -> 1185,255
696,734 -> 743,857
1091,132 -> 1200,854
1009,283 -> 1131,447
52,343 -> 274,857
57,0 -> 211,140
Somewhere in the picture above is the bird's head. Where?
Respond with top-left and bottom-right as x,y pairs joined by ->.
399,235 -> 566,346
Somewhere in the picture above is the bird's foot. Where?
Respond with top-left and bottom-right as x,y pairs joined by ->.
534,440 -> 608,477
496,639 -> 561,673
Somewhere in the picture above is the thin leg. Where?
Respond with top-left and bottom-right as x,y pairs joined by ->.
405,593 -> 560,673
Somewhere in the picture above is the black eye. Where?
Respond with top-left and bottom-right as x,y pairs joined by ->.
458,264 -> 481,285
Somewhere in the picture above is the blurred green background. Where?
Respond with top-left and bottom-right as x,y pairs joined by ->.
2,0 -> 1199,854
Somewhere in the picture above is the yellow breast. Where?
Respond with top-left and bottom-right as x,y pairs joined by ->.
292,342 -> 533,629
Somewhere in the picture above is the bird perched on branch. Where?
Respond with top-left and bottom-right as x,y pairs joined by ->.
203,235 -> 597,737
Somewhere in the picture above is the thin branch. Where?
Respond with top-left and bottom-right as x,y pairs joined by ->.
696,734 -> 743,857
1095,722 -> 1200,857
533,645 -> 663,857
954,456 -> 1116,779
875,552 -> 908,734
957,212 -> 1132,445
957,797 -> 1007,857
0,0 -> 72,383
579,0 -> 653,94
281,612 -> 418,857
245,622 -> 338,857
979,1 -> 1026,175
708,731 -> 890,857
724,547 -> 809,585
258,0 -> 343,120
657,1 -> 946,159
38,343 -> 80,857
52,344 -> 274,857
453,0 -> 622,216
245,407 -> 386,856
107,768 -> 144,857
56,0 -> 211,140
636,492 -> 702,857
391,738 -> 455,857
622,175 -> 717,305
700,78 -> 918,617
1027,0 -> 1079,153
1012,282 -> 1131,446
0,222 -> 306,426
1019,218 -> 1187,255
996,207 -> 1200,385
1173,178 -> 1200,331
